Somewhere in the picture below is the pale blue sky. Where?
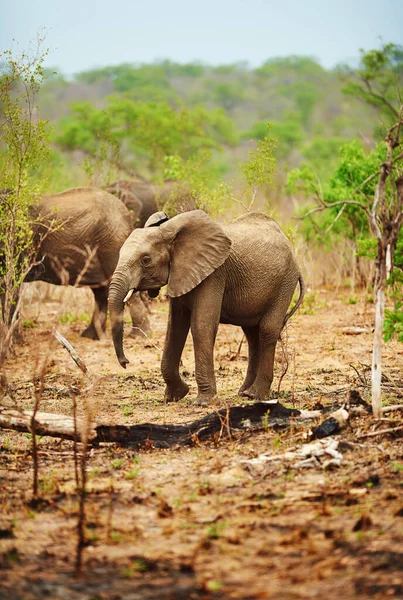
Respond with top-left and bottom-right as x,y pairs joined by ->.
1,0 -> 402,74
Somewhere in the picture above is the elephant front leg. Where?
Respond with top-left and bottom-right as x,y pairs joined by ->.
161,299 -> 191,402
82,286 -> 108,340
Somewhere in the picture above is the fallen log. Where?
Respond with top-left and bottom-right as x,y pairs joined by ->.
0,402 -> 321,448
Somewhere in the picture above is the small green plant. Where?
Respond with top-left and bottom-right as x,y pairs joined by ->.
121,558 -> 148,576
110,458 -> 124,470
124,468 -> 139,480
285,469 -> 295,481
206,581 -> 223,592
300,292 -> 317,315
60,312 -> 90,324
199,478 -> 212,495
120,404 -> 133,417
262,410 -> 270,431
110,530 -> 124,543
206,520 -> 227,539
38,469 -> 58,494
22,319 -> 36,329
391,461 -> 403,473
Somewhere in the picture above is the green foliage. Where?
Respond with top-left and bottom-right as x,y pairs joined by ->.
55,97 -> 237,177
162,152 -> 235,217
254,56 -> 325,79
288,138 -> 389,247
161,129 -> 277,216
205,79 -> 245,110
340,43 -> 403,128
239,132 -> 277,188
384,301 -> 403,342
246,118 -> 304,159
60,312 -> 90,324
301,136 -> 351,179
278,81 -> 322,127
0,38 -> 52,351
76,63 -> 174,102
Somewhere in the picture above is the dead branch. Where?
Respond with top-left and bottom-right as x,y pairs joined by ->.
356,425 -> 403,439
0,407 -> 95,440
53,328 -> 88,374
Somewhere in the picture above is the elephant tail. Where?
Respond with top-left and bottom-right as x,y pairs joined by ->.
282,273 -> 305,328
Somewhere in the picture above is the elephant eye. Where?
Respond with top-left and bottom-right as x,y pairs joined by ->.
141,254 -> 152,267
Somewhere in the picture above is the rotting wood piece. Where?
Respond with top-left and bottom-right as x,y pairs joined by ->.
95,401 -> 319,448
2,400 -> 402,448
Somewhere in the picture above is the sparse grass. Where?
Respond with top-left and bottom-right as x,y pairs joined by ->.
206,520 -> 227,539
121,404 -> 133,417
60,312 -> 90,324
38,469 -> 59,494
124,468 -> 139,480
22,319 -> 36,329
110,459 -> 124,470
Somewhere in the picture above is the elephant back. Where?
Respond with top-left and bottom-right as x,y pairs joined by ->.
227,211 -> 288,241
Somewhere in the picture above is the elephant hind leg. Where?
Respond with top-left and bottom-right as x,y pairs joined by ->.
239,316 -> 282,401
238,325 -> 260,396
81,286 -> 109,340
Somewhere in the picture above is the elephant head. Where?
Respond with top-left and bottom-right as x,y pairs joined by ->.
108,210 -> 232,368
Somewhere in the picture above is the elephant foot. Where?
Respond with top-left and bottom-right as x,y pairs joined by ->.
193,393 -> 218,407
239,385 -> 271,401
128,326 -> 150,339
164,380 -> 189,402
81,325 -> 103,340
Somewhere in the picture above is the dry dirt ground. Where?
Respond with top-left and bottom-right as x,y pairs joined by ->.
0,284 -> 402,599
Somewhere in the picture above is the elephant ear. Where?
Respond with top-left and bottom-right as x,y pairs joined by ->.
161,210 -> 232,297
144,211 -> 169,228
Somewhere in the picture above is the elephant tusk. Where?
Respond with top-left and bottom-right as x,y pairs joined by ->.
123,288 -> 135,303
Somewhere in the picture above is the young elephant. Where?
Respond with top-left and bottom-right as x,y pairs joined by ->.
109,210 -> 305,405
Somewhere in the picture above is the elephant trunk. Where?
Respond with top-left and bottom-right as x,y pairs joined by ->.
108,271 -> 133,368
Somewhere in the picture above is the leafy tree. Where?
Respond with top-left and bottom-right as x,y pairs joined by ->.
205,79 -> 245,111
0,37 -> 52,363
288,107 -> 403,418
340,43 -> 403,127
254,56 -> 325,80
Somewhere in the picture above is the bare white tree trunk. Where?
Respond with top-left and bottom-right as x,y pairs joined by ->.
371,286 -> 385,418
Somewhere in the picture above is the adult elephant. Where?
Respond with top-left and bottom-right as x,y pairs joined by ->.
105,179 -> 198,223
108,210 -> 305,405
104,180 -> 158,228
25,187 -> 150,340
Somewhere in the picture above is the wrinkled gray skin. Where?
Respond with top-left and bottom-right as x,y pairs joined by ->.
105,179 -> 199,221
105,180 -> 159,228
25,187 -> 150,340
109,210 -> 305,405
